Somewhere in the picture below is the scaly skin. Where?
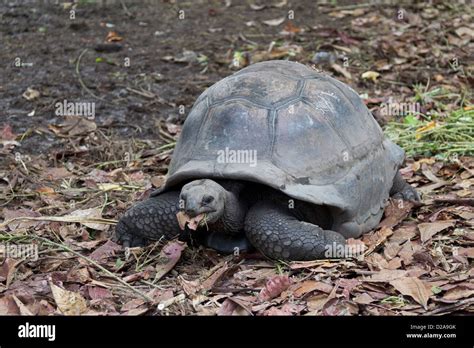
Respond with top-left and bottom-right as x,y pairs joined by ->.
244,201 -> 345,260
113,191 -> 181,247
390,171 -> 421,201
114,172 -> 420,260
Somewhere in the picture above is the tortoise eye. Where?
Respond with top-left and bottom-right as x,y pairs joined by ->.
202,195 -> 214,204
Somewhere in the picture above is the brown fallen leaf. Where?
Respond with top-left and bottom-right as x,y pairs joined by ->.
364,269 -> 408,282
418,221 -> 455,243
223,296 -> 254,315
201,262 -> 229,291
383,242 -> 403,260
258,275 -> 291,302
331,63 -> 352,79
263,303 -> 305,316
292,280 -> 333,297
306,293 -> 330,313
281,21 -> 301,35
178,276 -> 200,297
35,186 -> 56,195
365,253 -> 389,270
323,298 -> 359,315
251,44 -> 302,63
154,240 -> 186,282
217,298 -> 238,315
66,267 -> 91,283
121,298 -> 148,315
1,124 -> 17,140
176,211 -> 205,231
387,257 -> 402,270
389,224 -> 417,244
339,279 -> 361,299
106,31 -> 123,42
378,200 -> 415,229
88,286 -> 113,300
455,26 -> 474,38
150,175 -> 166,188
398,241 -> 420,266
288,260 -> 335,270
3,208 -> 42,231
146,289 -> 174,304
89,240 -> 121,263
363,227 -> 394,256
443,286 -> 474,301
41,167 -> 71,181
0,258 -> 20,288
66,207 -> 108,231
457,247 -> 474,258
11,295 -> 34,316
48,116 -> 97,137
0,295 -> 20,315
352,292 -> 375,305
50,282 -> 88,315
390,277 -> 432,309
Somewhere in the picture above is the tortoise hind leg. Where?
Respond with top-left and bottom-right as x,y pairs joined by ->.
244,201 -> 346,261
390,171 -> 420,201
113,191 -> 182,247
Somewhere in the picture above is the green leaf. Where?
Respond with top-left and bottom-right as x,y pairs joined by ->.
95,57 -> 104,63
431,286 -> 442,295
115,258 -> 124,269
404,115 -> 420,125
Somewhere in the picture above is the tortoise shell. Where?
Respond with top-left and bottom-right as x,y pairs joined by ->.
159,60 -> 404,237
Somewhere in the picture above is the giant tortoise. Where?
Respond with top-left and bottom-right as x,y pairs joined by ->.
114,60 -> 419,260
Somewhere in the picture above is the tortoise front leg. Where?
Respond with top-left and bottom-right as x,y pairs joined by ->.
244,201 -> 346,261
390,171 -> 420,201
114,191 -> 182,247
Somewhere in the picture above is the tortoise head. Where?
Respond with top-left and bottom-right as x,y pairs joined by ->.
179,179 -> 226,224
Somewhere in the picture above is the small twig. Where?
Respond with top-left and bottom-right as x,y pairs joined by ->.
434,198 -> 474,206
364,303 -> 400,314
238,33 -> 258,46
211,287 -> 260,294
33,236 -> 153,302
353,270 -> 378,276
320,2 -> 377,12
0,215 -> 117,229
158,129 -> 177,144
120,0 -> 134,17
140,280 -> 165,289
157,294 -> 186,310
126,87 -> 156,99
424,298 -> 474,315
75,48 -> 111,104
423,271 -> 471,282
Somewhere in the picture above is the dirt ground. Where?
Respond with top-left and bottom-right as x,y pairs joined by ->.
0,1 -> 473,316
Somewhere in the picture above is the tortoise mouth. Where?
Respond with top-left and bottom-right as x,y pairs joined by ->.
180,208 -> 216,217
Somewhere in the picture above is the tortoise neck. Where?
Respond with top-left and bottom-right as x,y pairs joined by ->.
219,188 -> 247,235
